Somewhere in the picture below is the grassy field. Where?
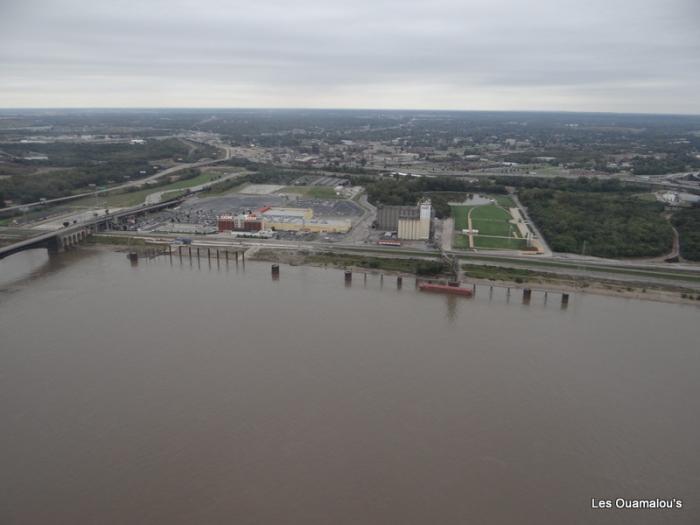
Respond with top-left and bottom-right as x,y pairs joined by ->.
470,205 -> 510,221
470,219 -> 513,237
158,172 -> 221,190
280,186 -> 340,199
307,252 -> 448,275
474,237 -> 527,250
70,188 -> 156,208
494,195 -> 516,207
454,233 -> 469,249
450,205 -> 473,230
461,263 -> 560,283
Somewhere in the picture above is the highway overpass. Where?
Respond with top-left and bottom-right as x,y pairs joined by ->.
0,197 -> 185,260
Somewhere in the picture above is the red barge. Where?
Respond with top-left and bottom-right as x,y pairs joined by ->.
418,282 -> 473,297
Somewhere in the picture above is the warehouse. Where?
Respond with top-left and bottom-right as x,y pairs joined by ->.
264,217 -> 351,233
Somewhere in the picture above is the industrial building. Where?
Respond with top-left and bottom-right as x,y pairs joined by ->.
218,206 -> 351,234
260,207 -> 313,221
264,217 -> 351,233
376,199 -> 433,240
376,204 -> 415,230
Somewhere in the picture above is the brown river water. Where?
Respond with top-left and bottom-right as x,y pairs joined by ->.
1,247 -> 699,524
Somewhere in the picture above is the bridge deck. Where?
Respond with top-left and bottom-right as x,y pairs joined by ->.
0,198 -> 184,259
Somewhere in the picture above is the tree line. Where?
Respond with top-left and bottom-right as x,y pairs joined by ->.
519,189 -> 673,258
672,204 -> 700,261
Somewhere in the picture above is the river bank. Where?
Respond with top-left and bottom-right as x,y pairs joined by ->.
249,247 -> 700,306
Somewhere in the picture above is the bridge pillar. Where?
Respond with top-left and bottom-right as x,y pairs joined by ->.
46,236 -> 61,254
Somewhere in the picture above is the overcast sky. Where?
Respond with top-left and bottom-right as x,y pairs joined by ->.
1,0 -> 698,113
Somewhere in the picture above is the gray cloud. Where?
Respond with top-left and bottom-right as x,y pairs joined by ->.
0,0 -> 698,112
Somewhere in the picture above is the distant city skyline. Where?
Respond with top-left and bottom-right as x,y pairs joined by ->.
1,0 -> 699,114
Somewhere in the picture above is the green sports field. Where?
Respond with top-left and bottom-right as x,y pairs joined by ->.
451,201 -> 524,251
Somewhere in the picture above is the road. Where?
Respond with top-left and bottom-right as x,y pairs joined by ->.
144,171 -> 244,205
510,192 -> 552,256
440,218 -> 453,251
343,193 -> 376,244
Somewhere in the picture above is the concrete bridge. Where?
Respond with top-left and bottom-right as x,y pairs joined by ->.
0,197 -> 185,260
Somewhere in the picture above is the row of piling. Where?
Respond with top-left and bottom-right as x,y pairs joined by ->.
342,269 -> 569,307
170,245 -> 246,264
128,244 -> 247,267
128,251 -> 569,307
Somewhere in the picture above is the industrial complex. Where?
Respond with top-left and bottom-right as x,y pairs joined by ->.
376,199 -> 433,240
217,206 -> 352,234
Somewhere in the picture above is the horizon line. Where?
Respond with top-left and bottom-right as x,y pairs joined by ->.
1,106 -> 700,118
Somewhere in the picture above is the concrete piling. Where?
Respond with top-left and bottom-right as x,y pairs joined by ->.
271,264 -> 280,280
561,293 -> 570,308
344,270 -> 352,286
397,276 -> 402,289
523,288 -> 532,304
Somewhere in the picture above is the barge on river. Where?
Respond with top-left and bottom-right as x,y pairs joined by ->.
418,282 -> 473,297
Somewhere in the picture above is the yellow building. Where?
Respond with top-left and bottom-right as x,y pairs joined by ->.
259,206 -> 350,233
263,218 -> 351,233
